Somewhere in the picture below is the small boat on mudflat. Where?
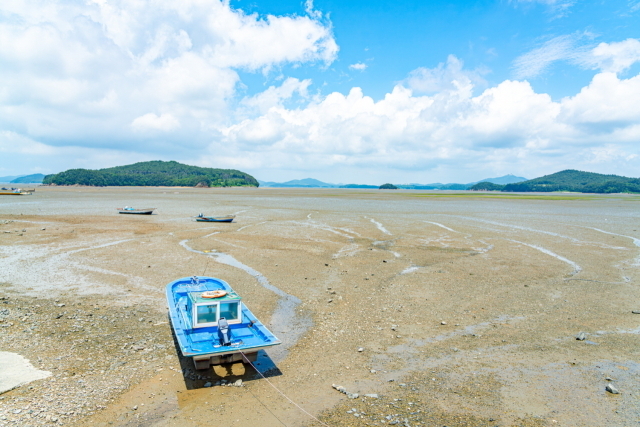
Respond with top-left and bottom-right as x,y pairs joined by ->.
117,207 -> 155,215
0,188 -> 32,195
195,214 -> 235,223
166,276 -> 280,369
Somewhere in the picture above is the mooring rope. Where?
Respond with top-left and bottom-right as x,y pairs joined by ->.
240,351 -> 331,427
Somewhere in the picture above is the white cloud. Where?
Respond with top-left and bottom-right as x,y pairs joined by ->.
512,35 -> 579,79
131,113 -> 181,132
578,39 -> 640,74
403,55 -> 486,94
1,1 -> 639,183
349,63 -> 367,71
220,64 -> 640,181
513,36 -> 640,79
0,0 -> 336,150
560,72 -> 640,123
305,0 -> 323,20
0,131 -> 55,155
240,78 -> 311,115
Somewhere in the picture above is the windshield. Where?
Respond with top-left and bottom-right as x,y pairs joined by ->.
220,302 -> 239,320
196,304 -> 218,324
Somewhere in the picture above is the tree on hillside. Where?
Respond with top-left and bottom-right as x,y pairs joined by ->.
470,182 -> 505,191
379,183 -> 398,189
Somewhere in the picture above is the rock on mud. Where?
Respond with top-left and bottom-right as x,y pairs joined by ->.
332,384 -> 359,399
605,384 -> 620,394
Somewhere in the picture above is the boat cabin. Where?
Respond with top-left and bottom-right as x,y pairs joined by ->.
188,291 -> 242,329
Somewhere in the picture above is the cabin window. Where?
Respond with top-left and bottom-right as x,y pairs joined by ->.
219,302 -> 239,321
196,304 -> 218,324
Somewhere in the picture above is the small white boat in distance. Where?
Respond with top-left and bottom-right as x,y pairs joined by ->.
117,206 -> 156,215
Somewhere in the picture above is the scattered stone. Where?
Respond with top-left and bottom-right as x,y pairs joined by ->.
332,384 -> 358,399
605,377 -> 613,381
632,310 -> 640,314
606,384 -> 620,394
441,321 -> 447,325
576,332 -> 586,341
358,347 -> 364,352
328,299 -> 333,303
364,393 -> 379,398
132,405 -> 138,410
234,379 -> 243,387
204,382 -> 212,387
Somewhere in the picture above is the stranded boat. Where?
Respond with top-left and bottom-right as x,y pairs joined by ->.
166,276 -> 280,369
195,214 -> 235,223
0,188 -> 32,195
117,206 -> 156,215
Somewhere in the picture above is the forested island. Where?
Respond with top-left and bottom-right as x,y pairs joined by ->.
42,161 -> 259,187
470,170 -> 640,193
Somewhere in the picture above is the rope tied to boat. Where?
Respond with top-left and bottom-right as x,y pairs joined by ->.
240,351 -> 331,427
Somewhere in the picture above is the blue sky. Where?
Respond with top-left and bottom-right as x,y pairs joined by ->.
1,0 -> 639,184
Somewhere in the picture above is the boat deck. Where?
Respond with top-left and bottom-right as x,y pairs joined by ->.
166,277 -> 280,359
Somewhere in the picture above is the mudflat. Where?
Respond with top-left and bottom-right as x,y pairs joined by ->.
1,186 -> 639,426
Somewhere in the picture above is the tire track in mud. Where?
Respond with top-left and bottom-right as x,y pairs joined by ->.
507,239 -> 582,276
398,220 -> 493,276
586,227 -> 640,265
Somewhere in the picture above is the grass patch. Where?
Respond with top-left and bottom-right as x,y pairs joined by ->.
410,193 -> 598,200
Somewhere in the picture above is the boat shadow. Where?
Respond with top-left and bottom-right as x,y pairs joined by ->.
170,327 -> 282,390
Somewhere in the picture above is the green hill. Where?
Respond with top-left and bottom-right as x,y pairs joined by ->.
502,170 -> 640,193
470,182 -> 505,191
11,174 -> 45,184
42,161 -> 259,188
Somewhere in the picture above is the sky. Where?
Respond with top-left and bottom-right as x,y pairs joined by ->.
1,0 -> 639,184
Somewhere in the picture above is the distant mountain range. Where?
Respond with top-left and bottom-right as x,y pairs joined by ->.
258,178 -> 338,188
12,169 -> 635,193
258,174 -> 527,189
0,173 -> 46,183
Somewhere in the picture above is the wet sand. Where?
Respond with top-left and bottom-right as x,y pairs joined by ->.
1,186 -> 639,426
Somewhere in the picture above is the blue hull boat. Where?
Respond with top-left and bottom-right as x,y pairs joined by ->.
195,216 -> 234,223
166,276 -> 281,369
